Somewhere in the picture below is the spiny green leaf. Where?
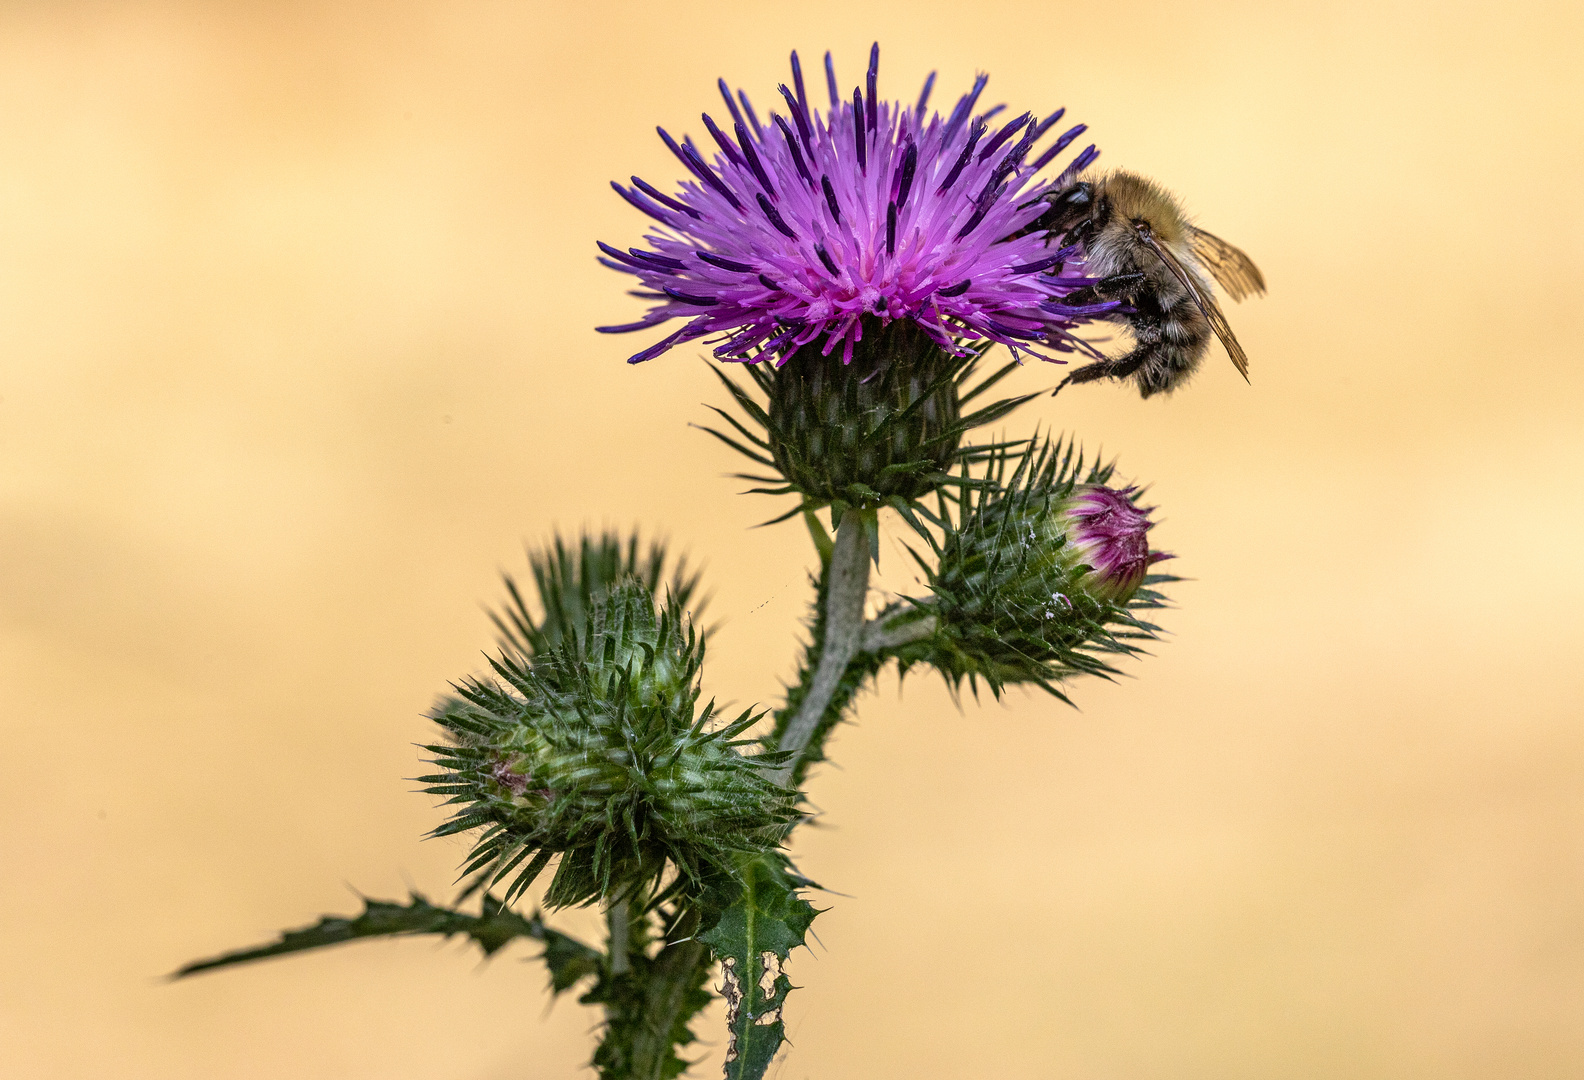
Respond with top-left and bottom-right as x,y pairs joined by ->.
699,855 -> 818,1080
171,892 -> 601,994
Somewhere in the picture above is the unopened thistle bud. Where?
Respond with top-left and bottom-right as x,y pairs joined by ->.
911,442 -> 1172,695
420,580 -> 795,909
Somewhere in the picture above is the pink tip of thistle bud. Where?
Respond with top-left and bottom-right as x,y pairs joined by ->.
1057,484 -> 1172,604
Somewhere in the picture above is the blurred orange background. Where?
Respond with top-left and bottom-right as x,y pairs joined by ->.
2,2 -> 1582,1077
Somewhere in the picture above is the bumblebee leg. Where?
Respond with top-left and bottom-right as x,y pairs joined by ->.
1060,272 -> 1146,307
1062,218 -> 1097,250
1052,360 -> 1117,394
1052,343 -> 1156,395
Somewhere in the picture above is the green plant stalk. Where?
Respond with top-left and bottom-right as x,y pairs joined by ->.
595,512 -> 889,1078
771,511 -> 873,787
608,900 -> 631,977
591,932 -> 713,1080
629,940 -> 712,1076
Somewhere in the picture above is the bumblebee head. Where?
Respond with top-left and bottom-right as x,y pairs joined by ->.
1031,181 -> 1096,238
1100,170 -> 1191,246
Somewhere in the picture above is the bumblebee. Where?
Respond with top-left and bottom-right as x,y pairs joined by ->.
1035,170 -> 1266,397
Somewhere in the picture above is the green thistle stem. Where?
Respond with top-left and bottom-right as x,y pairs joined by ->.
629,939 -> 712,1078
773,512 -> 872,786
861,611 -> 937,652
607,899 -> 631,976
589,907 -> 715,1080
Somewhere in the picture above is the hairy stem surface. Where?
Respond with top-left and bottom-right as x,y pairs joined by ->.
624,940 -> 711,1080
607,899 -> 630,976
773,513 -> 871,785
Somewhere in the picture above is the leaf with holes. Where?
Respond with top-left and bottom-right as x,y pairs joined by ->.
698,856 -> 818,1080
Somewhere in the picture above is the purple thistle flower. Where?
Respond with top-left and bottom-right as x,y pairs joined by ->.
1056,484 -> 1172,604
598,45 -> 1108,367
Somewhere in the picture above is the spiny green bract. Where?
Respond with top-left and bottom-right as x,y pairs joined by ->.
763,319 -> 964,506
900,438 -> 1177,700
699,317 -> 1040,518
421,580 -> 796,909
491,530 -> 707,658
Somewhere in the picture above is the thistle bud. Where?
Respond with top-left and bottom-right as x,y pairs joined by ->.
420,580 -> 795,909
911,443 -> 1172,695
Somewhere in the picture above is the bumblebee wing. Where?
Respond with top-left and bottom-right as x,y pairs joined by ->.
1188,227 -> 1266,302
1196,289 -> 1253,381
1137,228 -> 1252,382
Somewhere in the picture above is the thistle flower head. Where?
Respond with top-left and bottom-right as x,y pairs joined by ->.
599,44 -> 1108,366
